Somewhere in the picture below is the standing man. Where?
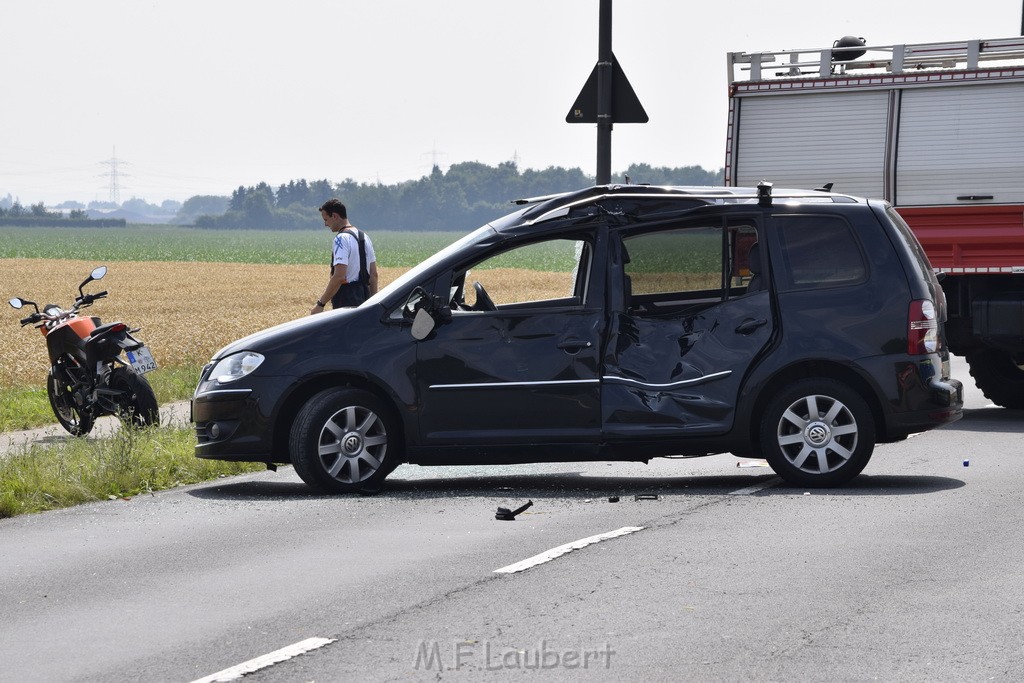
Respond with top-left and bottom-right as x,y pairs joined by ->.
311,199 -> 378,314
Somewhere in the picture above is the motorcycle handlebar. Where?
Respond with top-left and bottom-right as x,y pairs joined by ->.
20,314 -> 40,326
77,291 -> 108,307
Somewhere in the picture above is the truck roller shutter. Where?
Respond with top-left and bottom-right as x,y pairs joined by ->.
734,91 -> 888,199
897,83 -> 1024,206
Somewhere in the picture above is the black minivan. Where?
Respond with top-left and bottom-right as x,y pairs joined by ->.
193,184 -> 963,492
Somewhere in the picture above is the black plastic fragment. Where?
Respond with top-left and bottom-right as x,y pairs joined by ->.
495,500 -> 534,521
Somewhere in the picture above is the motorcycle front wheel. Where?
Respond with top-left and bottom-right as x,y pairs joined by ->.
108,367 -> 160,428
47,364 -> 94,436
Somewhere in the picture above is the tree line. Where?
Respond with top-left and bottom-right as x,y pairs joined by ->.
187,161 -> 723,231
0,201 -> 86,220
0,201 -> 126,227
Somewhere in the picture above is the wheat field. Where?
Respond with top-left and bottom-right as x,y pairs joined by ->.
1,259 -> 575,388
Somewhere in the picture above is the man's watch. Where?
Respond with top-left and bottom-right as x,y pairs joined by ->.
315,300 -> 325,307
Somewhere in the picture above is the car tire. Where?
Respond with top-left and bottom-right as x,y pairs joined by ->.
289,387 -> 400,494
760,379 -> 875,487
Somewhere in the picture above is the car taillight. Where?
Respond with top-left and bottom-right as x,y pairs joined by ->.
908,299 -> 938,355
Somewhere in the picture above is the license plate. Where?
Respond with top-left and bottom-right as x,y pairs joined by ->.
125,346 -> 158,374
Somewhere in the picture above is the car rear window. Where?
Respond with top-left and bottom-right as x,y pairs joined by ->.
775,215 -> 867,290
885,206 -> 936,283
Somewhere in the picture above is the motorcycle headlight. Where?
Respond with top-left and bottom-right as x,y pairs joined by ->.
209,351 -> 265,385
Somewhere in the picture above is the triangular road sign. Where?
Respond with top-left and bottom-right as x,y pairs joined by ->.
566,53 -> 649,124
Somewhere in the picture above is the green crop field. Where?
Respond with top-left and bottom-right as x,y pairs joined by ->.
0,226 -> 466,267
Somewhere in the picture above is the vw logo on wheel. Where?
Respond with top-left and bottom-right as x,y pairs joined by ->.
805,422 -> 831,446
342,433 -> 362,455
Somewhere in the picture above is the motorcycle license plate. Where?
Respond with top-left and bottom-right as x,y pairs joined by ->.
126,346 -> 158,374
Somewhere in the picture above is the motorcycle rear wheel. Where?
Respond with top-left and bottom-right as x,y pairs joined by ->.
47,364 -> 94,436
109,367 -> 160,428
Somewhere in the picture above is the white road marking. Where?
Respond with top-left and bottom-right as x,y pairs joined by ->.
190,637 -> 336,683
494,526 -> 645,574
728,478 -> 782,495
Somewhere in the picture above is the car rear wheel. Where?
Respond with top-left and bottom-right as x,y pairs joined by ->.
289,387 -> 400,494
760,379 -> 875,487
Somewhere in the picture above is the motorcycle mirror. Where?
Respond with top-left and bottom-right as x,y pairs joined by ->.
8,297 -> 23,309
79,265 -> 108,297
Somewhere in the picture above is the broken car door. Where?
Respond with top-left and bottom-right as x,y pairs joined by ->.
602,215 -> 774,437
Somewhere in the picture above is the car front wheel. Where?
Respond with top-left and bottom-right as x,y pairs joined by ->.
760,379 -> 875,487
289,387 -> 400,494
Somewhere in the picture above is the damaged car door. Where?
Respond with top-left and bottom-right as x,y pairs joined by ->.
602,214 -> 774,438
415,232 -> 605,449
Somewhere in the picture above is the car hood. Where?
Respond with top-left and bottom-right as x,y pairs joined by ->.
211,306 -> 371,361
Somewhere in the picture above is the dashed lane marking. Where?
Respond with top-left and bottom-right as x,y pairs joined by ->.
494,526 -> 645,574
190,637 -> 336,683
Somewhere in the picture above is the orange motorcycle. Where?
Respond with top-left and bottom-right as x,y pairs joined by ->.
9,266 -> 159,435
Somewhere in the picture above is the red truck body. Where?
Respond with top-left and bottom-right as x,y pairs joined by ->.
726,37 -> 1024,407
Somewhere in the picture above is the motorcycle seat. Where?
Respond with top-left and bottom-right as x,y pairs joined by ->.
86,321 -> 126,340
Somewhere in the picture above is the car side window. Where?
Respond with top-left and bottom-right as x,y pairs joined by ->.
775,215 -> 867,290
622,222 -> 758,317
453,237 -> 593,311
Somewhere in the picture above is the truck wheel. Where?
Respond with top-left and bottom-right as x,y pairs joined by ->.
965,349 -> 1024,409
760,379 -> 875,487
109,367 -> 160,427
289,387 -> 401,494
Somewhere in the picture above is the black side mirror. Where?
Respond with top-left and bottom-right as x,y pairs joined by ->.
408,288 -> 452,341
411,308 -> 436,340
79,265 -> 108,297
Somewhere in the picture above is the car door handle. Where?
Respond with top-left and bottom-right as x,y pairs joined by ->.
735,318 -> 768,335
557,339 -> 593,353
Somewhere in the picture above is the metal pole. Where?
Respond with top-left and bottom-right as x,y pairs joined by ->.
596,0 -> 613,185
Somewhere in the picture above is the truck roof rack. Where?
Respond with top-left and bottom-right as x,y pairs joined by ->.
729,36 -> 1024,83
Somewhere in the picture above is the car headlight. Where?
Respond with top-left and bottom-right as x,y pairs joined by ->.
208,351 -> 265,385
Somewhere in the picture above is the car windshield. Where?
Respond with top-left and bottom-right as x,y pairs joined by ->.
364,225 -> 494,307
364,205 -> 533,308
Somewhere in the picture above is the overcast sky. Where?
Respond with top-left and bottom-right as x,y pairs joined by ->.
1,0 -> 1019,205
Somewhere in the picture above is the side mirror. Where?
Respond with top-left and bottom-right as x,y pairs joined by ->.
9,298 -> 23,310
79,265 -> 108,297
411,307 -> 436,341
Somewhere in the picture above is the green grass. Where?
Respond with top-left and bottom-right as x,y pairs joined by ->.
0,226 -> 465,267
0,426 -> 262,518
0,364 -> 202,432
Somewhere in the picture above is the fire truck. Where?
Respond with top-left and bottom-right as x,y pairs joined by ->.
726,36 -> 1024,408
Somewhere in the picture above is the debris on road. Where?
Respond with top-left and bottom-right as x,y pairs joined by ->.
495,500 -> 533,521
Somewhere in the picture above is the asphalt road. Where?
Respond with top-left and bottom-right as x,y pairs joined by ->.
1,358 -> 1023,682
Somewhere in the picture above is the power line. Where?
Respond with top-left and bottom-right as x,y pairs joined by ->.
98,147 -> 130,204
